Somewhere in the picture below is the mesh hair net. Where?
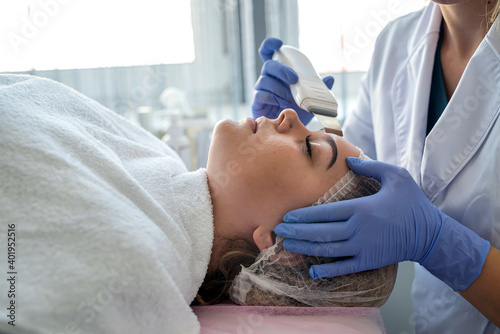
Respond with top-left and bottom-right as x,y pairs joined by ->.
229,152 -> 398,307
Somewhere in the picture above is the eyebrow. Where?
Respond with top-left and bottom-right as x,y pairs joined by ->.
324,134 -> 338,170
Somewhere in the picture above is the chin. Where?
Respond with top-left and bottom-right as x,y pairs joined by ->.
207,120 -> 240,170
211,119 -> 233,145
213,118 -> 235,133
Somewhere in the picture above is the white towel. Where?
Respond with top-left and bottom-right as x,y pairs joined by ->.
0,74 -> 214,334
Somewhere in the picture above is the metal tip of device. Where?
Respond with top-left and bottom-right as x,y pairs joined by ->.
313,113 -> 343,137
324,126 -> 343,136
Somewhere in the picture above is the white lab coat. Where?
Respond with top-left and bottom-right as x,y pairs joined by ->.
343,3 -> 500,334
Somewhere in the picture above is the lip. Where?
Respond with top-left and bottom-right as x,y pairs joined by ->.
246,117 -> 257,133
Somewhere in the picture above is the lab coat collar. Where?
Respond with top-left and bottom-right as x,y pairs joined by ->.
392,4 -> 500,200
393,8 -> 500,202
421,16 -> 500,201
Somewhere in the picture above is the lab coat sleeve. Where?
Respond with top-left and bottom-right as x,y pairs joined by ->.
343,72 -> 378,160
342,12 -> 411,163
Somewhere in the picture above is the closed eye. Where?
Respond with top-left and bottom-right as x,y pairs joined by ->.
305,135 -> 312,157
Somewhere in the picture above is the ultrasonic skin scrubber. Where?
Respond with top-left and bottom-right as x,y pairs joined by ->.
273,45 -> 343,136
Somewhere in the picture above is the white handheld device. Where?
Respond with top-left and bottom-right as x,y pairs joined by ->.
272,45 -> 342,136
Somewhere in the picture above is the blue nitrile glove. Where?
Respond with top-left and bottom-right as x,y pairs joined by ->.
275,158 -> 491,292
252,37 -> 335,125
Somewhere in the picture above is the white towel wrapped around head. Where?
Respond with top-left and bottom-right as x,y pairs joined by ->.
0,74 -> 214,334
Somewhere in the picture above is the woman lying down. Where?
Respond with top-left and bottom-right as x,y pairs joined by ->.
0,75 -> 396,334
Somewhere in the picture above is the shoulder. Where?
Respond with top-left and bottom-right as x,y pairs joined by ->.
363,4 -> 436,91
371,6 -> 431,69
378,8 -> 426,43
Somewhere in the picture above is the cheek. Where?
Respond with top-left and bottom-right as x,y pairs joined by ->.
256,176 -> 330,232
234,141 -> 337,219
239,152 -> 286,192
266,168 -> 327,210
238,149 -> 306,202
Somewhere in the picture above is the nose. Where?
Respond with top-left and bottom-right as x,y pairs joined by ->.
276,108 -> 307,134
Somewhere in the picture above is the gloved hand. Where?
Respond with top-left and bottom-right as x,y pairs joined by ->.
252,37 -> 335,125
275,158 -> 490,292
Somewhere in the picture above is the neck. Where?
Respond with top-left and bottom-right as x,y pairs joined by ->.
205,175 -> 253,277
207,204 -> 229,276
439,1 -> 496,59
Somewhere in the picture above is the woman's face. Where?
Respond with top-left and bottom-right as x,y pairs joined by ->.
206,109 -> 360,249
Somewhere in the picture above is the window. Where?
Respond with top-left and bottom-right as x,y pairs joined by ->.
298,0 -> 425,72
1,0 -> 195,72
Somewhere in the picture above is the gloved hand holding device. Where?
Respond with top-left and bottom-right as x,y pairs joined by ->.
275,158 -> 491,292
252,37 -> 335,125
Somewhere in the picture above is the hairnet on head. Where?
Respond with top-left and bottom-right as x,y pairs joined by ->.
229,151 -> 398,307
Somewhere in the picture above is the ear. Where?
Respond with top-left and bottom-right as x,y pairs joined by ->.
252,225 -> 275,251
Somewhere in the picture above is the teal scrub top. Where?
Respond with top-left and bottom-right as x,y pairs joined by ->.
427,21 -> 449,135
